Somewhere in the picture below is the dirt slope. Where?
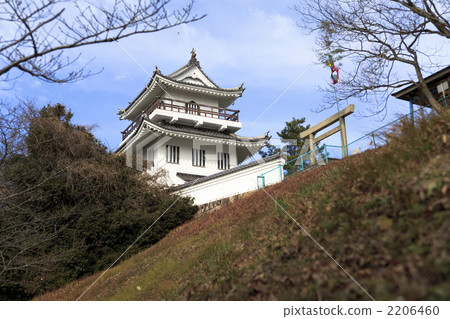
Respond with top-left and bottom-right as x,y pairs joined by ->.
37,112 -> 450,301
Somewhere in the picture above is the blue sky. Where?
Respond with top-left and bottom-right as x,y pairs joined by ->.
2,0 -> 449,152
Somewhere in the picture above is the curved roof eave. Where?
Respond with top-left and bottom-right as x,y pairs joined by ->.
157,75 -> 244,94
174,152 -> 285,191
143,119 -> 268,143
119,73 -> 245,120
116,119 -> 269,153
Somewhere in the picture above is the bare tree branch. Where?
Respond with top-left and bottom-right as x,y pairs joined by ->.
0,0 -> 205,83
294,0 -> 449,114
392,0 -> 450,38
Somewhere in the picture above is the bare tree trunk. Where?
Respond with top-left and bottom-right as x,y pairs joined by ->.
411,63 -> 446,114
294,0 -> 450,114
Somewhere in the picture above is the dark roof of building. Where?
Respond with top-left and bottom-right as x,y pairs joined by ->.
174,152 -> 284,190
176,172 -> 206,182
392,65 -> 450,106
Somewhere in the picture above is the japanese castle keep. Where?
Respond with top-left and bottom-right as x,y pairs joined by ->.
117,50 -> 285,205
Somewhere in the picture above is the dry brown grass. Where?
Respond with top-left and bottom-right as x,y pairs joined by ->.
37,111 -> 450,301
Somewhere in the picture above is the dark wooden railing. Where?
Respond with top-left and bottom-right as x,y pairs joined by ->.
121,98 -> 240,140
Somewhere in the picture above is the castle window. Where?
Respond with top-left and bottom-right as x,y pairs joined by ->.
166,145 -> 179,164
192,149 -> 206,167
185,101 -> 199,115
217,152 -> 230,170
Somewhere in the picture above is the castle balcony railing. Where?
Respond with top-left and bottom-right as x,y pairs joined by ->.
122,98 -> 240,140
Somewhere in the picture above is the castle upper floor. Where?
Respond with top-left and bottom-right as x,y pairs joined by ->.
118,50 -> 246,140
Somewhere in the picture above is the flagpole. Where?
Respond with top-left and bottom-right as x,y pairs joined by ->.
329,56 -> 340,112
333,85 -> 339,112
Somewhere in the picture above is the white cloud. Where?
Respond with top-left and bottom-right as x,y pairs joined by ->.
7,1 -> 435,149
165,9 -> 319,88
113,74 -> 128,81
31,80 -> 42,88
62,5 -> 320,91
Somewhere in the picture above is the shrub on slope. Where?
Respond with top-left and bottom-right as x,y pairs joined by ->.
0,103 -> 196,300
37,110 -> 449,301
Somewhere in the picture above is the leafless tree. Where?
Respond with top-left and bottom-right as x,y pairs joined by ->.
393,0 -> 450,38
0,100 -> 188,298
0,101 -> 79,290
294,0 -> 450,114
0,0 -> 205,83
0,1 -> 203,297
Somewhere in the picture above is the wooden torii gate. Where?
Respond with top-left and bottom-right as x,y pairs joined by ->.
300,104 -> 355,164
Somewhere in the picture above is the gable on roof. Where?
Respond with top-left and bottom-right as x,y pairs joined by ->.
167,49 -> 219,88
172,70 -> 215,87
119,50 -> 245,120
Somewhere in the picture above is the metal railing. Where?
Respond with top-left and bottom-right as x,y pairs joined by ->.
257,93 -> 449,189
122,98 -> 240,140
257,146 -> 328,190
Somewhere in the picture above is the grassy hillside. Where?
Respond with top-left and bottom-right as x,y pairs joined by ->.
37,112 -> 450,301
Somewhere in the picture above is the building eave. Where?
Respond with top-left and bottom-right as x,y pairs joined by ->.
118,68 -> 160,120
115,119 -> 269,154
142,120 -> 269,144
159,75 -> 244,94
392,65 -> 450,104
174,152 -> 286,191
119,73 -> 245,120
167,49 -> 236,91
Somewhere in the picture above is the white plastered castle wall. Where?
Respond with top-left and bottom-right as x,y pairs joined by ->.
176,156 -> 285,205
143,136 -> 239,186
161,91 -> 219,108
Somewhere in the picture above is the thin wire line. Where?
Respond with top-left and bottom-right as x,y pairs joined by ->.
243,139 -> 375,300
250,64 -> 314,127
246,25 -> 378,301
75,30 -> 207,300
77,15 -> 373,301
109,35 -> 375,299
248,23 -> 377,300
105,32 -> 152,78
258,183 -> 376,301
76,195 -> 181,300
105,31 -> 177,101
250,20 -> 357,127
